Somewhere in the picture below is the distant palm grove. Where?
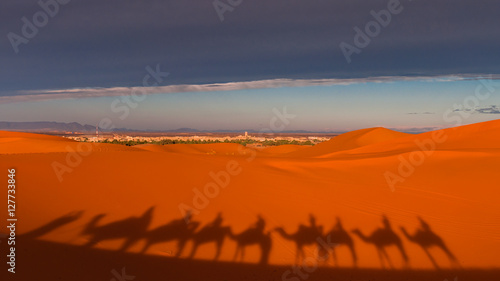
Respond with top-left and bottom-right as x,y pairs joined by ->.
92,138 -> 316,147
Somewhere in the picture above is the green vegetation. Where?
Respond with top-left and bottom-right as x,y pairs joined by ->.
96,138 -> 316,147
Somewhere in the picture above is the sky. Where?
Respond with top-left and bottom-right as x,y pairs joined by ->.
1,0 -> 500,131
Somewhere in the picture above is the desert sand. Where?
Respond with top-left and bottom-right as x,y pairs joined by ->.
1,120 -> 500,280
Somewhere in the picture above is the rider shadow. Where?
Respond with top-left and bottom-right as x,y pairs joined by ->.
81,206 -> 155,252
400,217 -> 460,269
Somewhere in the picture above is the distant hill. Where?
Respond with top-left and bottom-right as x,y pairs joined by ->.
0,121 -> 426,134
0,121 -> 95,132
0,121 -> 344,134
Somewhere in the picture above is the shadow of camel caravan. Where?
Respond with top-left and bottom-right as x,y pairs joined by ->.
26,209 -> 460,269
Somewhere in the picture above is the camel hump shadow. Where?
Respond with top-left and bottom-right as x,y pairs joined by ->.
400,216 -> 460,269
81,206 -> 155,251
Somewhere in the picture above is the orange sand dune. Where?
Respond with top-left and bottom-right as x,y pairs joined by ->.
316,119 -> 500,160
136,142 -> 254,156
0,131 -> 75,154
288,127 -> 411,157
0,130 -> 72,141
1,120 -> 500,280
258,144 -> 308,154
0,131 -> 142,155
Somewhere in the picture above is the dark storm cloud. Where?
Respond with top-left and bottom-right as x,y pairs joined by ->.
453,105 -> 500,114
476,106 -> 500,114
1,0 -> 500,95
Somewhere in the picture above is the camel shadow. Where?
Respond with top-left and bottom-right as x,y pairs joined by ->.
229,215 -> 272,265
142,212 -> 272,265
188,212 -> 232,261
323,217 -> 357,267
400,216 -> 460,269
78,210 -> 272,265
274,214 -> 324,265
141,210 -> 200,256
351,215 -> 409,269
81,206 -> 154,252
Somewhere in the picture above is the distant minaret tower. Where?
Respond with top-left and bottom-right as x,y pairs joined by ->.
96,124 -> 99,139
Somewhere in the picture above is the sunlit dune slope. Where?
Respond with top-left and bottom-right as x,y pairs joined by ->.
0,131 -> 142,154
316,119 -> 500,159
136,143 -> 254,156
0,131 -> 75,154
258,144 -> 307,154
0,130 -> 71,141
288,127 -> 411,157
1,120 -> 499,272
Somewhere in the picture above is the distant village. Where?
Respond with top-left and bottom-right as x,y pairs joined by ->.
65,131 -> 332,147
